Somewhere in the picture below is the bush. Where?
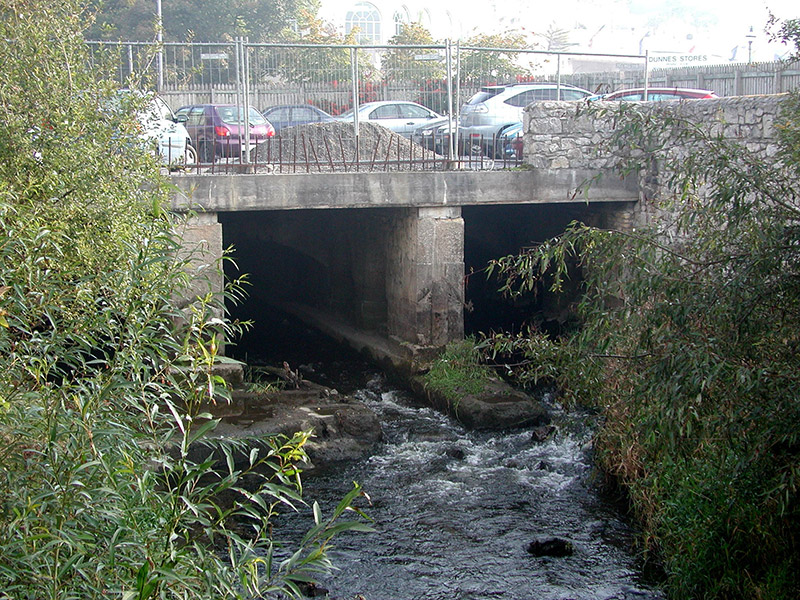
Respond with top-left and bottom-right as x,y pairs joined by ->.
0,2 -> 370,598
486,92 -> 800,598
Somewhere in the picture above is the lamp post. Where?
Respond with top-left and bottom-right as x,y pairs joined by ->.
638,31 -> 650,56
156,0 -> 164,90
746,25 -> 756,64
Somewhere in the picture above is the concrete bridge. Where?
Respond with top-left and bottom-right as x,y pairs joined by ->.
170,95 -> 780,366
171,169 -> 638,364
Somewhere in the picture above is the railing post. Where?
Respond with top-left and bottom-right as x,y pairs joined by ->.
644,50 -> 650,100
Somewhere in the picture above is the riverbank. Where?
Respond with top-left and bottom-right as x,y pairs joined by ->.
198,344 -> 554,473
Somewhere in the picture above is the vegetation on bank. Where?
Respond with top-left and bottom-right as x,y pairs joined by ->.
482,71 -> 800,600
0,1 -> 369,598
421,338 -> 495,401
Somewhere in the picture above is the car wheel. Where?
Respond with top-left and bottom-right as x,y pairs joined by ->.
493,126 -> 514,159
491,139 -> 504,159
184,144 -> 197,168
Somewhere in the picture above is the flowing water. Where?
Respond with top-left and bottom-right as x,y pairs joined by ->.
236,313 -> 663,599
271,373 -> 663,600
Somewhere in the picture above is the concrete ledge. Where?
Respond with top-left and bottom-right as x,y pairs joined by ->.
171,170 -> 638,213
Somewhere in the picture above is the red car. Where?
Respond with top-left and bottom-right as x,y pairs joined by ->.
175,103 -> 275,162
601,87 -> 718,101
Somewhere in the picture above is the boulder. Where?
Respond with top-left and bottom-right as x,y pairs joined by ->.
189,379 -> 382,473
527,537 -> 574,557
413,376 -> 552,431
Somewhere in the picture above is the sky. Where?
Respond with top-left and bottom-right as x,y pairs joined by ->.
321,0 -> 800,63
451,0 -> 800,61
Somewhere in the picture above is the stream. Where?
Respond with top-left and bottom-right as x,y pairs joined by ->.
272,376 -> 663,600
237,313 -> 664,599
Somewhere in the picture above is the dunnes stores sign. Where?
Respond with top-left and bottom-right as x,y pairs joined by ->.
648,53 -> 711,67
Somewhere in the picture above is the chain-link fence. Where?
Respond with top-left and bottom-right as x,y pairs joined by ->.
88,40 -> 648,112
87,39 -> 798,171
88,39 -> 800,106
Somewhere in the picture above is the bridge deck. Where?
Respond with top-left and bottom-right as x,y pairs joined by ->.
170,170 -> 639,212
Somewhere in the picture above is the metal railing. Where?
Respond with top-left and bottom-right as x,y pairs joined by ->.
173,126 -> 524,174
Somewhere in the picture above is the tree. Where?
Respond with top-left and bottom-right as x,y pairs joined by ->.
382,22 -> 444,83
483,23 -> 800,599
85,0 -> 318,42
459,32 -> 530,85
0,1 -> 370,598
537,23 -> 576,52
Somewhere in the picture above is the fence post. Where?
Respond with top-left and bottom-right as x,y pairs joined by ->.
455,41 -> 461,159
556,53 -> 561,98
234,38 -> 243,163
127,44 -> 134,81
156,0 -> 164,91
243,39 -> 252,165
350,47 -> 359,139
445,39 -> 454,160
644,50 -> 650,99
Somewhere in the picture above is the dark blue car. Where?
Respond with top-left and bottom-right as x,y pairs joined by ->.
261,104 -> 336,134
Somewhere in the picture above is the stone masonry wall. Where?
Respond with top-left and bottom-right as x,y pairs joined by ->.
523,94 -> 786,227
523,95 -> 785,171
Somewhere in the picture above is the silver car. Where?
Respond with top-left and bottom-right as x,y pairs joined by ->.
337,101 -> 441,138
460,82 -> 591,141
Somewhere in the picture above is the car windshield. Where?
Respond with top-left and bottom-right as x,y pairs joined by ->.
338,108 -> 354,118
217,106 -> 267,125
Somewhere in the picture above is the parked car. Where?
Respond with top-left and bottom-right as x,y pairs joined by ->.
411,117 -> 464,155
138,95 -> 197,168
411,117 -> 522,159
175,103 -> 275,162
112,90 -> 196,168
600,87 -> 719,101
460,82 -> 591,155
261,104 -> 336,134
336,101 -> 441,138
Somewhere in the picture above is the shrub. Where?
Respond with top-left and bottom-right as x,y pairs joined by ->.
0,2 -> 370,598
486,92 -> 800,598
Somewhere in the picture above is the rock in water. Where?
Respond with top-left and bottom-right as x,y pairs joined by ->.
531,424 -> 556,443
527,537 -> 574,557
